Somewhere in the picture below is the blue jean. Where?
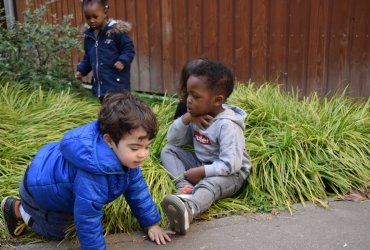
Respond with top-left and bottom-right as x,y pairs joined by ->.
19,176 -> 73,240
160,144 -> 246,216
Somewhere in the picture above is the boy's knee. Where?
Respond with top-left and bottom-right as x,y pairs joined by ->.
160,144 -> 178,160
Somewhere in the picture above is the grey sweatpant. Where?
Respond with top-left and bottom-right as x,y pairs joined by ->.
160,144 -> 246,217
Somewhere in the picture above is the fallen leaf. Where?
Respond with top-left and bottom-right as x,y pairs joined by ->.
271,208 -> 280,216
345,190 -> 366,202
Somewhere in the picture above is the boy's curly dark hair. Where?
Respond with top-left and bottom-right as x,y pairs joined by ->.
98,91 -> 158,145
190,60 -> 235,100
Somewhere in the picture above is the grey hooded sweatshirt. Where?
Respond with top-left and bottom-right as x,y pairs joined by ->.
167,104 -> 251,179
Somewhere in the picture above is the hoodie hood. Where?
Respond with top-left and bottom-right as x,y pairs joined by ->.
60,121 -> 125,175
213,104 -> 247,130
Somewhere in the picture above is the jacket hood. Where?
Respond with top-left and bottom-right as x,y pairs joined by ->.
213,104 -> 247,130
60,121 -> 125,175
84,19 -> 132,36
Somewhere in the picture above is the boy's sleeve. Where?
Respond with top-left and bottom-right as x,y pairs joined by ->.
77,38 -> 92,76
124,168 -> 161,228
204,122 -> 245,177
73,171 -> 108,250
117,33 -> 135,66
167,117 -> 193,146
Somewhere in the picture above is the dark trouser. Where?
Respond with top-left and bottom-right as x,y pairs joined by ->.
19,172 -> 73,240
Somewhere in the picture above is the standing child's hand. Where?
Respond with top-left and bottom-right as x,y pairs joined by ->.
75,71 -> 82,79
114,61 -> 125,71
184,166 -> 205,185
147,224 -> 174,245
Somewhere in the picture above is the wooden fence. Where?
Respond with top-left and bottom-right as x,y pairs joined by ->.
14,0 -> 370,97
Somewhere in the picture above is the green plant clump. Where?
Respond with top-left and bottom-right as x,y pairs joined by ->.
229,83 -> 370,210
1,82 -> 369,245
0,0 -> 81,90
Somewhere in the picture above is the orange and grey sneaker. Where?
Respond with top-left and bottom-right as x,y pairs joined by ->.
161,194 -> 193,235
175,181 -> 194,195
1,196 -> 27,237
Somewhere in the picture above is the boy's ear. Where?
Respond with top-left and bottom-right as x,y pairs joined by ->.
213,95 -> 224,106
103,134 -> 114,148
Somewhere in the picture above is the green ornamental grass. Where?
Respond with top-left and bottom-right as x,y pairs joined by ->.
0,82 -> 369,245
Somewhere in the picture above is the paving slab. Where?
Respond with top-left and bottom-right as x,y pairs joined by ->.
4,200 -> 370,250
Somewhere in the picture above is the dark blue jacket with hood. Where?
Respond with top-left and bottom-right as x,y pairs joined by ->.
26,121 -> 160,250
77,20 -> 135,97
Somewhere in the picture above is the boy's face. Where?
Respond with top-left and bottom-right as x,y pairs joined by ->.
103,127 -> 152,169
84,3 -> 107,31
186,75 -> 223,117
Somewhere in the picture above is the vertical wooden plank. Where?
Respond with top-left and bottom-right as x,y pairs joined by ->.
173,0 -> 188,92
14,0 -> 26,21
187,0 -> 202,58
218,0 -> 234,69
306,0 -> 330,97
115,0 -> 126,20
349,0 -> 370,98
234,0 -> 252,83
108,0 -> 117,19
135,0 -> 151,92
202,0 -> 218,59
326,0 -> 352,95
251,0 -> 269,83
268,0 -> 289,85
286,0 -> 310,94
161,0 -> 174,93
126,0 -> 139,90
147,0 -> 162,93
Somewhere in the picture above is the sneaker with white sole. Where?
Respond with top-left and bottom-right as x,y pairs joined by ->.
161,194 -> 193,235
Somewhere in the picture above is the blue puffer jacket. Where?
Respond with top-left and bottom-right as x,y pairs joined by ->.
26,121 -> 160,250
77,20 -> 135,97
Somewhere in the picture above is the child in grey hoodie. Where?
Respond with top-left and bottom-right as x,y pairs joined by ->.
160,60 -> 251,235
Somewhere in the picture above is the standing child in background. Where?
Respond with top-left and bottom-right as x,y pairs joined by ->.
160,60 -> 251,235
2,92 -> 172,249
75,0 -> 135,103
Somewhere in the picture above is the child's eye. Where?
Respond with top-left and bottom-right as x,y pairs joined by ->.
130,147 -> 139,151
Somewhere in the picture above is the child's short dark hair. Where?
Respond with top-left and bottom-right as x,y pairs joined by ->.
98,91 -> 158,145
82,0 -> 108,9
190,60 -> 235,100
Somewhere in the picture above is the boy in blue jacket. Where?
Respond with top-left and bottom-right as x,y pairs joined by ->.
75,0 -> 135,102
1,92 -> 172,249
160,60 -> 251,235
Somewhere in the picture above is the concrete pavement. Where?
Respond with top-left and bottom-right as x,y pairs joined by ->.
6,200 -> 370,250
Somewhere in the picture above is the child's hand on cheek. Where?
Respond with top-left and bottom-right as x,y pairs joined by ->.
190,114 -> 213,130
181,113 -> 213,129
114,61 -> 125,71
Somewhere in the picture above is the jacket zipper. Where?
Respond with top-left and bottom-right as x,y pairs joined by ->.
95,40 -> 101,97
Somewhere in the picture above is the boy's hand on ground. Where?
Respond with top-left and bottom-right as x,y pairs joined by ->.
75,71 -> 82,79
184,166 -> 205,185
114,61 -> 125,71
147,224 -> 174,245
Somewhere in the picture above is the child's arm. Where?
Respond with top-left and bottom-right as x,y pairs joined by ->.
116,33 -> 135,68
73,172 -> 108,250
204,121 -> 246,177
76,40 -> 92,76
167,116 -> 193,146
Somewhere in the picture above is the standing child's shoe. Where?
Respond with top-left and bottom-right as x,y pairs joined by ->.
1,196 -> 27,236
161,194 -> 193,235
